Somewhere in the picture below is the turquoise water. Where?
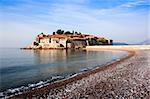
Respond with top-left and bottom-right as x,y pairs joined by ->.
0,48 -> 127,92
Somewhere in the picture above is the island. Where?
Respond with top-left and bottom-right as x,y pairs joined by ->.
23,29 -> 113,49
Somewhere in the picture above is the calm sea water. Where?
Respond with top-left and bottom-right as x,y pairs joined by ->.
0,48 -> 127,92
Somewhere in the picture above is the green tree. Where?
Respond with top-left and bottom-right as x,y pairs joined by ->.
61,30 -> 64,34
56,29 -> 64,34
75,31 -> 78,34
53,32 -> 55,35
97,38 -> 108,45
72,30 -> 75,34
65,31 -> 72,34
66,39 -> 72,43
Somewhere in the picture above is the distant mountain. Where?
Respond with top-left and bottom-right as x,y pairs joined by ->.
138,39 -> 150,45
113,42 -> 128,45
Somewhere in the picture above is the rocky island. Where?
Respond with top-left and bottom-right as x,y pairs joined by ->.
23,29 -> 113,49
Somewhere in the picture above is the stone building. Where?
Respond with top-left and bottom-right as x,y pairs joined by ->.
25,32 -> 113,49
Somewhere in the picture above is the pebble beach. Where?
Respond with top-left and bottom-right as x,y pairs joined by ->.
46,47 -> 150,99
12,45 -> 150,99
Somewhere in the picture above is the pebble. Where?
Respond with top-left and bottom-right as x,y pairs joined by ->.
23,50 -> 150,98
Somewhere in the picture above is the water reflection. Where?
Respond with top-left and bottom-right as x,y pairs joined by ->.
33,50 -> 66,64
31,49 -> 88,76
32,49 -> 86,64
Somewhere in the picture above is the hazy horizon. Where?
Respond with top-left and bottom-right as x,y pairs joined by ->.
0,0 -> 149,48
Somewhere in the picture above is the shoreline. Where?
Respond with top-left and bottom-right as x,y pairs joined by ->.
9,45 -> 142,98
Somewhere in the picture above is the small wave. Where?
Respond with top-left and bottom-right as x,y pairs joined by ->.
80,68 -> 89,72
0,75 -> 65,98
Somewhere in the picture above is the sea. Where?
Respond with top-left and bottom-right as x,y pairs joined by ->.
0,48 -> 127,97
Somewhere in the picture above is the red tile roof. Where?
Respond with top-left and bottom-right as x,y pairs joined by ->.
50,34 -> 68,39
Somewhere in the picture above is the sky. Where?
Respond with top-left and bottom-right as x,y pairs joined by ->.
0,0 -> 149,47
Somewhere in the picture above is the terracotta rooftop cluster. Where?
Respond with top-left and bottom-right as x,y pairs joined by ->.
36,32 -> 104,41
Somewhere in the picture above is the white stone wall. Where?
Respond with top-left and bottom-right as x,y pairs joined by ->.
37,38 -> 68,48
39,43 -> 61,48
40,38 -> 50,43
59,39 -> 67,48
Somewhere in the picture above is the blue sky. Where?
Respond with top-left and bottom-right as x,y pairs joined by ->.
0,0 -> 149,47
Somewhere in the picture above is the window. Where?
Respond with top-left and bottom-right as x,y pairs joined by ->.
49,38 -> 51,43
